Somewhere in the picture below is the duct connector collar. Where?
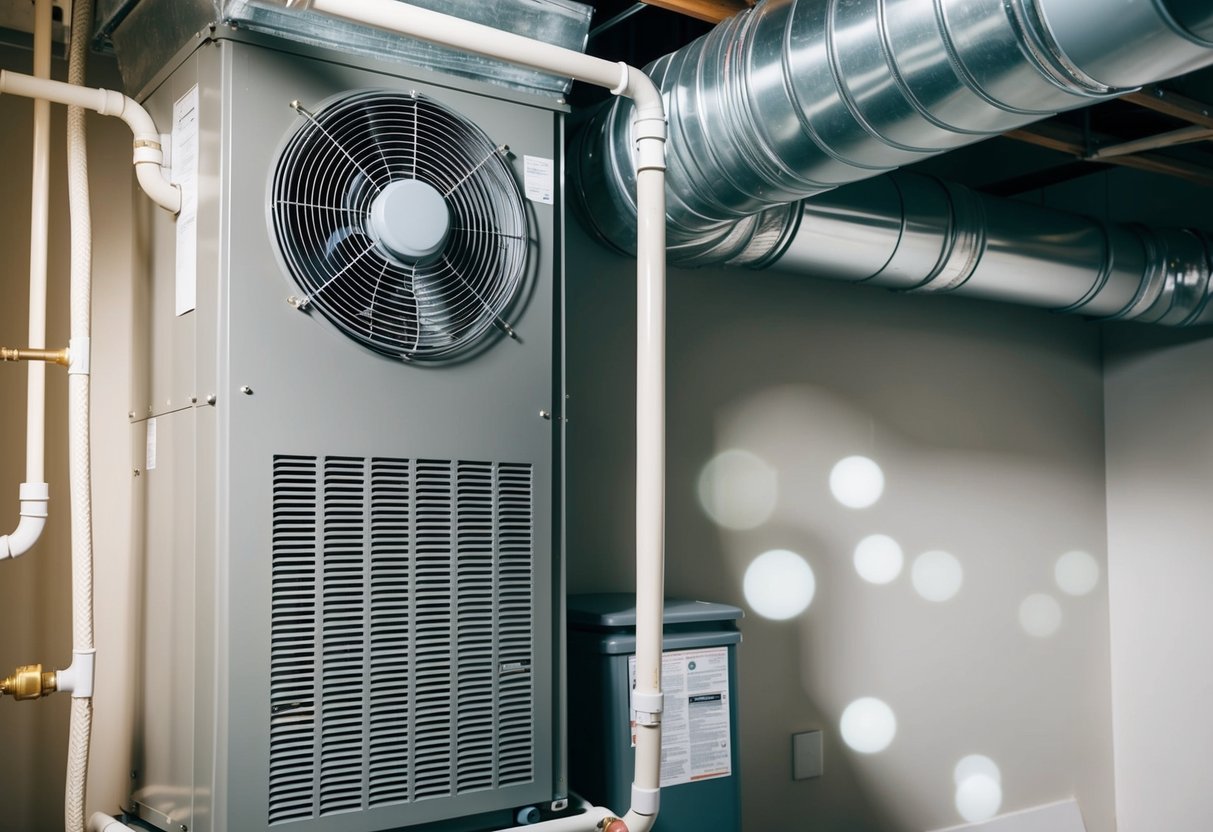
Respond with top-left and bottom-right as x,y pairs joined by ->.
0,482 -> 49,560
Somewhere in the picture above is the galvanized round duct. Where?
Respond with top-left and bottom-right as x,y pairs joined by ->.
766,172 -> 1213,326
572,0 -> 1213,265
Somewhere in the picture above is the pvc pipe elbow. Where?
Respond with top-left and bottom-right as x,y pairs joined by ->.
136,160 -> 181,214
0,483 -> 49,559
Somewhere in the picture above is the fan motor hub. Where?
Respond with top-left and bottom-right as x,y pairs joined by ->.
368,179 -> 451,264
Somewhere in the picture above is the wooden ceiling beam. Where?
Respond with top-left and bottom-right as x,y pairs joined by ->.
639,0 -> 751,24
1121,86 -> 1213,129
1004,124 -> 1213,189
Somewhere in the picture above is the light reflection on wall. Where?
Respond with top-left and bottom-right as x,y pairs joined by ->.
829,455 -> 885,509
1019,593 -> 1063,638
955,762 -> 1003,823
1055,550 -> 1100,596
743,549 -> 816,620
911,550 -> 964,602
697,448 -> 779,530
840,697 -> 897,754
853,534 -> 904,585
692,382 -> 1108,829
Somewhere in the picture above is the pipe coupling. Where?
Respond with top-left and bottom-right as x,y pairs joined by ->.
0,663 -> 57,700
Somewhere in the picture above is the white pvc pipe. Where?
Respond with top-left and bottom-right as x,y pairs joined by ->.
0,70 -> 181,214
272,3 -> 669,829
2,0 -> 54,563
64,1 -> 97,830
87,812 -> 138,832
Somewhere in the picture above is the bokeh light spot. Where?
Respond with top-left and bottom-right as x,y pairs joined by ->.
911,550 -> 963,602
1019,593 -> 1062,638
853,534 -> 904,585
743,549 -> 816,620
829,456 -> 885,509
1055,550 -> 1100,597
839,697 -> 897,754
955,773 -> 1002,822
696,449 -> 779,530
954,754 -> 1002,787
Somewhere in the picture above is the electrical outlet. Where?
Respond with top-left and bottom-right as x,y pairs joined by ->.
792,730 -> 823,780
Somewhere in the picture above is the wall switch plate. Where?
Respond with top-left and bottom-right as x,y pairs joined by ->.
792,730 -> 823,780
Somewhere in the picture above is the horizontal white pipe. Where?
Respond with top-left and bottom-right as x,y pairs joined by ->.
86,813 -> 138,832
486,804 -> 612,832
0,70 -> 180,213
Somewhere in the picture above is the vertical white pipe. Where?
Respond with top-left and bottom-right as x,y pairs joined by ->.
65,0 -> 97,829
26,0 -> 51,487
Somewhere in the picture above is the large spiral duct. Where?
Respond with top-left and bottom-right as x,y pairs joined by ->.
573,0 -> 1213,272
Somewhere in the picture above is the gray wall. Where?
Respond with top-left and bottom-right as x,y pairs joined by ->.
0,43 -> 138,827
565,218 -> 1116,831
1103,324 -> 1213,832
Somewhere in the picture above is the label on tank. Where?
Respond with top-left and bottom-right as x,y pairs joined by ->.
629,647 -> 732,786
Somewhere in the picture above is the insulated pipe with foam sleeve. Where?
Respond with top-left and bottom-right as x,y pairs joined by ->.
262,2 -> 668,829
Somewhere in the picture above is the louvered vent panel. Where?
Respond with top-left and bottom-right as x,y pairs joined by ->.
268,455 -> 536,825
269,456 -> 320,824
412,460 -> 454,801
368,458 -> 413,807
456,462 -> 496,794
496,463 -> 535,786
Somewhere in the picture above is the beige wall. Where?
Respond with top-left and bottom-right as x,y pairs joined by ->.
1103,324 -> 1213,832
565,218 -> 1116,831
0,43 -> 136,825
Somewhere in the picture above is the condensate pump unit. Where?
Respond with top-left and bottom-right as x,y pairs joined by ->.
128,30 -> 566,832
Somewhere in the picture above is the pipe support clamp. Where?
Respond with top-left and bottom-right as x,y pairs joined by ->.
631,690 -> 664,724
630,785 -> 660,815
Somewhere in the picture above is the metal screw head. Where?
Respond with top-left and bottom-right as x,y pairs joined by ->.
240,386 -> 253,396
206,394 -> 217,405
190,396 -> 198,404
539,409 -> 551,420
133,469 -> 141,477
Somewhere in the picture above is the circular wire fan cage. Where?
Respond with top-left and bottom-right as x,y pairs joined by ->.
270,90 -> 529,362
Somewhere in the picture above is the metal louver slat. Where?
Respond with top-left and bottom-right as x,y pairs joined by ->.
268,455 -> 536,825
368,458 -> 413,807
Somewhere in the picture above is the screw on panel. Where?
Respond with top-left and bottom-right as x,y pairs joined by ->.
206,394 -> 217,405
539,410 -> 551,420
133,470 -> 141,477
240,386 -> 253,396
190,396 -> 197,405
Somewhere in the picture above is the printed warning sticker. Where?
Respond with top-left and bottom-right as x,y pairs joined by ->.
523,155 -> 554,205
628,647 -> 732,787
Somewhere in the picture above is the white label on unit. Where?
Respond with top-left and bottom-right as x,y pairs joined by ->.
523,155 -> 554,205
145,417 -> 158,472
172,84 -> 200,317
628,647 -> 732,787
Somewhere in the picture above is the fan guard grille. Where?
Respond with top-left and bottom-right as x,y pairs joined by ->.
270,90 -> 529,362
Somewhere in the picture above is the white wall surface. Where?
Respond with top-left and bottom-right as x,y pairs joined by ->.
1103,325 -> 1213,832
565,218 -> 1116,832
0,43 -> 137,826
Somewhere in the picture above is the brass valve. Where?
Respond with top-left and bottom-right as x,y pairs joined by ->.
600,818 -> 628,832
0,664 -> 57,700
0,347 -> 70,366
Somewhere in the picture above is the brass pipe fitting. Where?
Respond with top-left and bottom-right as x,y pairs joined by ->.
0,664 -> 57,700
0,346 -> 70,366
